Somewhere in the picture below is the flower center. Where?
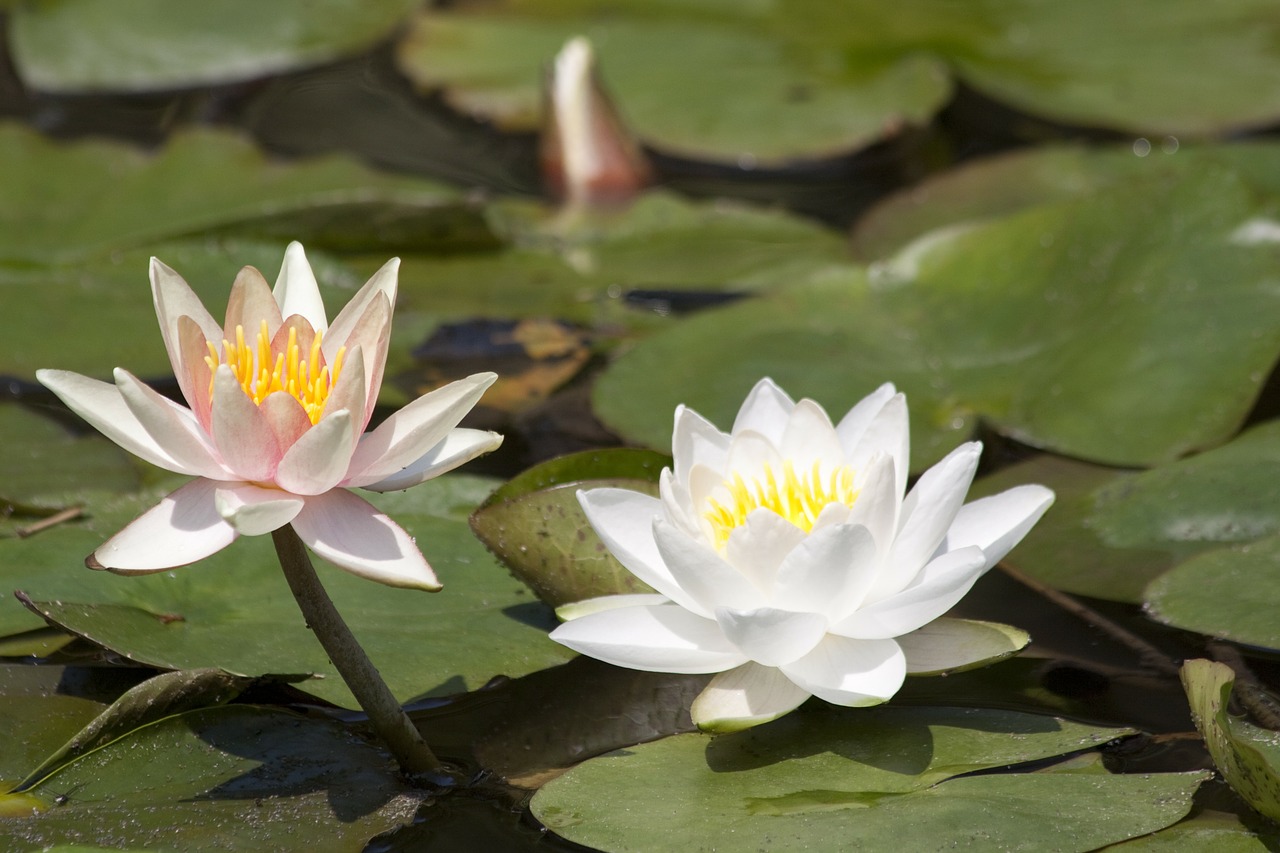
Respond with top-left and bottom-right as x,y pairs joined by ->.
703,460 -> 859,549
204,321 -> 346,425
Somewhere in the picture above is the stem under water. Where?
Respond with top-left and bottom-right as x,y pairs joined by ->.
271,526 -> 444,778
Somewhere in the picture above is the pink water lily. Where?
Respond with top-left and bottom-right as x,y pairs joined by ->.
551,379 -> 1053,731
37,242 -> 501,591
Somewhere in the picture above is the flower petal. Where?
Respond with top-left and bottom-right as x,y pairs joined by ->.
325,258 -> 396,360
898,618 -> 1030,675
722,508 -> 808,592
177,315 -> 215,430
549,603 -> 747,674
731,378 -> 795,443
332,294 -> 390,428
258,392 -> 312,456
90,479 -> 237,573
836,451 -> 898,552
715,606 -> 829,667
214,483 -> 305,536
779,398 -> 842,470
840,389 -> 909,499
942,485 -> 1055,567
724,428 -> 782,482
322,344 -> 367,442
780,635 -> 906,706
272,242 -> 328,333
37,369 -> 193,475
672,403 -> 730,486
210,365 -> 281,482
654,519 -> 767,616
577,488 -> 677,591
831,545 -> 986,639
114,368 -> 227,480
556,593 -> 671,622
274,409 -> 355,495
772,522 -> 878,618
834,382 -> 896,449
345,372 -> 497,486
290,489 -> 439,590
150,257 -> 221,407
223,264 -> 282,342
691,662 -> 811,732
659,467 -> 700,538
359,428 -> 503,492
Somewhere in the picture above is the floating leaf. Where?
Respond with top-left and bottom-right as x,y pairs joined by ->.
9,0 -> 420,92
532,705 -> 1204,851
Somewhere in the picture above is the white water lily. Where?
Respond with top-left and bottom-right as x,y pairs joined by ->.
551,379 -> 1053,731
37,243 -> 502,591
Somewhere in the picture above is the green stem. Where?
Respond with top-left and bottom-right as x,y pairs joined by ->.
272,526 -> 443,776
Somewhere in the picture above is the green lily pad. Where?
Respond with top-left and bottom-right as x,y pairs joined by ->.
595,146 -> 1280,469
0,705 -> 420,851
0,667 -> 117,787
2,474 -> 574,707
9,0 -> 420,92
532,705 -> 1204,851
398,1 -> 1280,164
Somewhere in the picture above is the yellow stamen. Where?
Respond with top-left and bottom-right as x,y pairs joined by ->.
204,321 -> 346,425
704,460 -> 859,550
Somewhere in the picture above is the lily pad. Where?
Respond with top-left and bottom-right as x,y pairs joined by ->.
2,474 -> 574,707
9,0 -> 420,93
398,1 -> 1280,164
0,705 -> 420,851
532,705 -> 1204,851
595,146 -> 1280,469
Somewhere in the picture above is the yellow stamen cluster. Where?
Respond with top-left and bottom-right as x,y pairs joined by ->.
204,321 -> 346,425
704,460 -> 859,550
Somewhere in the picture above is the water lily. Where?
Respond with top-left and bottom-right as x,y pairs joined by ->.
37,243 -> 502,591
551,379 -> 1053,731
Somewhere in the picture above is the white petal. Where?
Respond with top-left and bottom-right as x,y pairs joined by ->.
555,593 -> 671,622
942,485 -> 1055,567
832,545 -> 986,639
781,635 -> 906,706
731,378 -> 795,443
290,489 -> 439,590
37,369 -> 192,475
724,429 -> 781,482
91,479 -> 237,573
150,257 -> 221,407
715,607 -> 828,667
345,373 -> 497,486
359,429 -> 503,492
841,390 -> 909,499
214,483 -> 305,536
549,603 -> 746,674
722,508 -> 808,592
833,451 -> 898,553
272,242 -> 328,333
898,618 -> 1030,675
772,522 -> 878,618
873,441 -> 981,602
114,368 -> 227,479
275,410 -> 356,496
325,257 -> 398,361
691,662 -> 811,732
654,519 -> 767,617
671,404 -> 730,487
658,467 -> 700,538
779,398 -> 842,470
210,365 -> 281,482
834,382 -> 896,448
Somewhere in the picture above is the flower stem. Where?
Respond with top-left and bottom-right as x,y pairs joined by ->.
271,526 -> 444,777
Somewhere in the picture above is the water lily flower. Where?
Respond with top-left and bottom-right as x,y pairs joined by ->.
551,379 -> 1053,731
37,243 -> 502,591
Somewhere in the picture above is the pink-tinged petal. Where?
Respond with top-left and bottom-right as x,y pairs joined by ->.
178,315 -> 214,430
150,257 -> 221,406
358,428 -> 503,492
223,265 -> 282,341
345,373 -> 497,486
715,606 -> 828,667
258,392 -> 311,456
322,344 -> 367,440
779,398 -> 842,470
37,369 -> 192,475
941,485 -> 1055,568
556,593 -> 671,622
839,389 -> 909,498
549,603 -> 746,674
274,410 -> 355,495
898,618 -> 1030,675
290,489 -> 440,590
672,404 -> 730,486
272,242 -> 328,333
772,522 -> 878,618
577,488 -> 704,614
871,442 -> 981,602
731,378 -> 795,444
326,259 -> 396,360
269,313 -> 318,358
832,546 -> 986,639
114,368 -> 227,480
654,519 -> 768,617
214,483 -> 304,536
692,663 -> 811,732
781,635 -> 906,707
722,508 -> 807,591
210,365 -> 280,482
331,295 -> 390,427
90,479 -> 237,573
